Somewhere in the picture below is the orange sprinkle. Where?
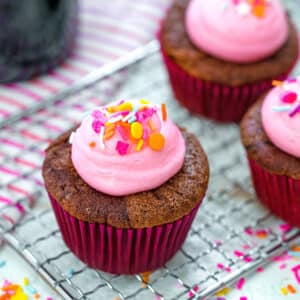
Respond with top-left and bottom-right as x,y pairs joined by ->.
287,284 -> 297,294
252,4 -> 265,18
34,293 -> 40,299
140,271 -> 151,288
291,245 -> 300,252
161,103 -> 167,121
148,119 -> 156,131
103,130 -> 115,141
272,80 -> 284,87
89,141 -> 96,148
256,232 -> 267,239
2,284 -> 19,291
149,133 -> 165,151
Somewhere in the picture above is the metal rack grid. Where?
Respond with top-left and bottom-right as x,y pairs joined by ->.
1,3 -> 300,298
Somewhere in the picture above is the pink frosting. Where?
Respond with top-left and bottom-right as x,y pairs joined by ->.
262,79 -> 300,158
185,0 -> 288,63
71,101 -> 186,196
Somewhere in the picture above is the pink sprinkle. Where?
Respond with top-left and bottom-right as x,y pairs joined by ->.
279,263 -> 287,269
232,0 -> 240,4
236,278 -> 245,290
116,141 -> 129,156
92,110 -> 103,119
3,280 -> 11,287
117,125 -> 128,141
155,296 -> 161,300
240,297 -> 248,300
244,256 -> 253,263
142,128 -> 149,141
217,263 -> 224,269
92,119 -> 103,133
256,267 -> 264,272
292,265 -> 300,283
281,91 -> 298,103
273,253 -> 292,262
225,267 -> 232,273
46,298 -> 53,300
234,250 -> 244,257
244,227 -> 253,235
280,223 -> 292,233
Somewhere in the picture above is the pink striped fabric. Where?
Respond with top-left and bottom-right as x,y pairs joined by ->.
0,0 -> 170,122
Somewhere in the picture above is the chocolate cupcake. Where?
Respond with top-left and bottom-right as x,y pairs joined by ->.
241,78 -> 300,227
159,0 -> 299,122
43,99 -> 209,274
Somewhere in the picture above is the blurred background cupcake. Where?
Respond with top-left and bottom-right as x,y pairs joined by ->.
240,77 -> 300,227
159,0 -> 299,123
42,99 -> 209,274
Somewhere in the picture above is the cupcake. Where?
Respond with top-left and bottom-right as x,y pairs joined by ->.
42,99 -> 209,274
159,0 -> 299,123
241,77 -> 300,227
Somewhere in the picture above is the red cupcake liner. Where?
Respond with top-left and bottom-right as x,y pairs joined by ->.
160,45 -> 294,123
49,194 -> 200,274
247,156 -> 300,227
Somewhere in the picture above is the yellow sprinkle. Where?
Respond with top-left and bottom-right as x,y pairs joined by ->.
215,287 -> 230,297
117,102 -> 133,112
105,122 -> 112,127
136,139 -> 144,152
11,287 -> 28,300
148,119 -> 156,131
140,99 -> 150,104
23,277 -> 29,286
131,122 -> 143,139
281,287 -> 288,296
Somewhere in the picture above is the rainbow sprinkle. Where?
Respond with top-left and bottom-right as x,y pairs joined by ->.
80,100 -> 167,155
272,78 -> 300,117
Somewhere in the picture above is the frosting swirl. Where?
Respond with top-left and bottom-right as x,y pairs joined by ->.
262,78 -> 300,158
71,100 -> 186,196
185,0 -> 288,63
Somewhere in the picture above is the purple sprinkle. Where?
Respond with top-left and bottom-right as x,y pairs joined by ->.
92,119 -> 103,133
286,78 -> 298,83
289,103 -> 300,117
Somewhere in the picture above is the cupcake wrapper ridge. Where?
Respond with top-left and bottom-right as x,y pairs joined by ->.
49,194 -> 200,274
248,156 -> 300,227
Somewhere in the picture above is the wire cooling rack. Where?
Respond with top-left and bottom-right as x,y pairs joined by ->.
1,2 -> 300,298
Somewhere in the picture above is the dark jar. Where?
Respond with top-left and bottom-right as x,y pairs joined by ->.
0,0 -> 78,83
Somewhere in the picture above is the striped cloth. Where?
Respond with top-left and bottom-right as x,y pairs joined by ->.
0,0 -> 170,123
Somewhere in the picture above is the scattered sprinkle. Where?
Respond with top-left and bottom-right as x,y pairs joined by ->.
0,261 -> 6,268
287,284 -> 297,294
292,265 -> 300,283
236,278 -> 245,290
215,287 -> 230,297
89,141 -> 96,148
240,297 -> 248,300
256,267 -> 264,272
281,287 -> 288,296
116,141 -> 129,156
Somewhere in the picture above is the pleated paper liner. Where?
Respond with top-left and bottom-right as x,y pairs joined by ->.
49,194 -> 201,274
160,43 -> 294,123
248,155 -> 300,227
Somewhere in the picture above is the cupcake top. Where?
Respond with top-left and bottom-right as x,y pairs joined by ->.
185,0 -> 288,63
262,78 -> 300,158
70,100 -> 186,196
